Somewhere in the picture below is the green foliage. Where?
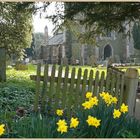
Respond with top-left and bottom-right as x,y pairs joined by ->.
0,68 -> 35,108
0,2 -> 33,59
49,2 -> 140,43
64,2 -> 140,31
0,67 -> 36,138
0,85 -> 34,111
12,114 -> 58,138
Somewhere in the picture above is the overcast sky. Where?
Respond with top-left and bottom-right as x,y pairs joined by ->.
32,2 -> 63,37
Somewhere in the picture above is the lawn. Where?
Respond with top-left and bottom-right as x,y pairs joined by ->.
42,64 -> 140,78
0,63 -> 140,138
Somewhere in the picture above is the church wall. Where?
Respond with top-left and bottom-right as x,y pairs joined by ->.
97,33 -> 127,63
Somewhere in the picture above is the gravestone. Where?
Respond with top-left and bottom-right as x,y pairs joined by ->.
79,56 -> 84,65
61,57 -> 68,66
71,56 -> 76,65
88,55 -> 97,67
108,57 -> 114,66
87,56 -> 90,66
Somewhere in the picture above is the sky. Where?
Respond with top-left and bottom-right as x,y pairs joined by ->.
33,2 -> 63,37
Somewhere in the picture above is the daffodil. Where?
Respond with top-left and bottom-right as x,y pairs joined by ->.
86,92 -> 93,99
99,92 -> 106,97
103,93 -> 112,106
57,125 -> 68,134
56,109 -> 63,116
100,92 -> 118,106
57,119 -> 67,126
111,97 -> 118,104
86,115 -> 101,128
82,101 -> 93,109
70,117 -> 79,128
113,109 -> 121,119
120,103 -> 128,113
89,96 -> 98,106
0,124 -> 5,136
57,119 -> 68,134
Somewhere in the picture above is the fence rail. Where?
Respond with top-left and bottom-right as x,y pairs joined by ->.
30,64 -> 139,118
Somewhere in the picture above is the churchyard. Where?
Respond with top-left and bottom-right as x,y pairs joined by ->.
1,1 -> 140,138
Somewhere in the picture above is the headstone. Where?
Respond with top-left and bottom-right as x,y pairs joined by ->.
103,60 -> 108,67
90,55 -> 97,67
25,58 -> 30,64
108,57 -> 114,66
61,57 -> 68,66
79,56 -> 84,66
71,56 -> 76,65
87,56 -> 90,66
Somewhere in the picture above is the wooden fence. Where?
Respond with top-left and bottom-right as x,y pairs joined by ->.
30,64 -> 139,117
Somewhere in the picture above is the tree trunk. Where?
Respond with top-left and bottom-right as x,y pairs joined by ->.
0,47 -> 6,82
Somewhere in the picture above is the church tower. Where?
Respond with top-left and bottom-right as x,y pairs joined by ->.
44,25 -> 48,45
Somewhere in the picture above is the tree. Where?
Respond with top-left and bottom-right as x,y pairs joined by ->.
0,2 -> 34,81
132,22 -> 140,50
48,2 -> 140,42
0,3 -> 34,56
64,3 -> 140,31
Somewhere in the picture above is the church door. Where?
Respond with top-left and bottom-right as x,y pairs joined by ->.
104,45 -> 112,60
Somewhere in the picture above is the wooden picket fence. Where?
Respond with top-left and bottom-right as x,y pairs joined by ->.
30,63 -> 137,117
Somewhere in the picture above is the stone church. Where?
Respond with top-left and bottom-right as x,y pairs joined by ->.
40,24 -> 139,65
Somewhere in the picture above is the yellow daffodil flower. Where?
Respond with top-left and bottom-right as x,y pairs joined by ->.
56,109 -> 63,116
120,103 -> 128,113
86,92 -> 93,99
111,97 -> 118,104
86,115 -> 101,128
57,119 -> 67,126
70,117 -> 79,128
89,96 -> 98,106
82,101 -> 93,109
99,92 -> 106,97
57,125 -> 68,134
57,119 -> 68,134
0,124 -> 5,136
113,109 -> 121,119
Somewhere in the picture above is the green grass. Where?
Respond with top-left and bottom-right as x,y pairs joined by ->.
47,64 -> 140,78
23,63 -> 140,78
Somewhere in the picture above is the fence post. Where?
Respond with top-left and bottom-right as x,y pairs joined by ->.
123,68 -> 139,116
0,47 -> 6,82
34,63 -> 41,113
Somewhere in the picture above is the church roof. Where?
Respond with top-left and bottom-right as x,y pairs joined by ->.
48,33 -> 63,46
